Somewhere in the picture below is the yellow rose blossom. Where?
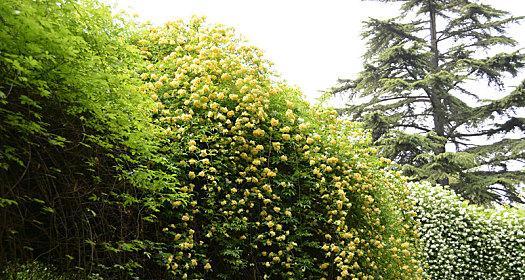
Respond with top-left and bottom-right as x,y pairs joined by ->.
252,128 -> 265,137
298,122 -> 309,130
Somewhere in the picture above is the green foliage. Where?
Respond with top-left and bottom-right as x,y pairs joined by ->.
1,1 -> 424,279
137,17 -> 423,279
0,262 -> 91,280
1,262 -> 69,280
410,181 -> 525,279
332,0 -> 525,204
0,0 -> 183,278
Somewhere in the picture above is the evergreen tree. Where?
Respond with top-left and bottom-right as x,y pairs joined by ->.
332,0 -> 525,204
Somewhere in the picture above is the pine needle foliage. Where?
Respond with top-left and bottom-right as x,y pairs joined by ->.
332,0 -> 525,204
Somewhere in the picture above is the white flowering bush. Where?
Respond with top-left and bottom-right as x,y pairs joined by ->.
409,181 -> 525,280
136,17 -> 424,279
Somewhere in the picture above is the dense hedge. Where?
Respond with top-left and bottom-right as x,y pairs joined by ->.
1,1 -> 424,279
4,1 -> 524,280
410,182 -> 525,280
0,0 -> 183,278
136,17 -> 424,279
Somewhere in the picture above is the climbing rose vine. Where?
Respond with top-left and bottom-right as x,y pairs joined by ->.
135,17 -> 424,279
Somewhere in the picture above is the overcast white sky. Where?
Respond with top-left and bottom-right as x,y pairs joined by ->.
117,0 -> 525,103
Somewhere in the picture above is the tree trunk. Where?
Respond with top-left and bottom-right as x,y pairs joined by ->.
428,2 -> 446,154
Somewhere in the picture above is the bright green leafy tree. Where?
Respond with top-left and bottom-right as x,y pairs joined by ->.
0,0 -> 183,278
332,0 -> 525,204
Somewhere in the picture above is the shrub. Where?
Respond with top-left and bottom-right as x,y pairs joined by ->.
410,181 -> 525,280
0,262 -> 80,280
1,0 -> 424,278
0,0 -> 182,278
138,17 -> 424,279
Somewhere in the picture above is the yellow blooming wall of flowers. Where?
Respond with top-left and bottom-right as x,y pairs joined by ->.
137,17 -> 423,279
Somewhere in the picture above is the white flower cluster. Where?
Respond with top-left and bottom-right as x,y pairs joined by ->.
409,181 -> 525,280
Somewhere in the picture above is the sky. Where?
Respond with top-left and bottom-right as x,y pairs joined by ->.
116,0 -> 525,103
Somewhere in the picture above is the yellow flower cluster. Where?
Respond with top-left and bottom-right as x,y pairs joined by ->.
139,16 -> 423,279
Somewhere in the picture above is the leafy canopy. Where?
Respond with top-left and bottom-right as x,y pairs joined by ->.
0,0 -> 184,278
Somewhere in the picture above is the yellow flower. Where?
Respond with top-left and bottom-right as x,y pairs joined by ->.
282,134 -> 291,141
270,118 -> 279,127
253,128 -> 265,137
220,73 -> 231,81
298,122 -> 309,130
168,79 -> 178,88
188,171 -> 196,179
327,157 -> 339,164
204,263 -> 212,270
280,126 -> 291,133
285,109 -> 295,122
